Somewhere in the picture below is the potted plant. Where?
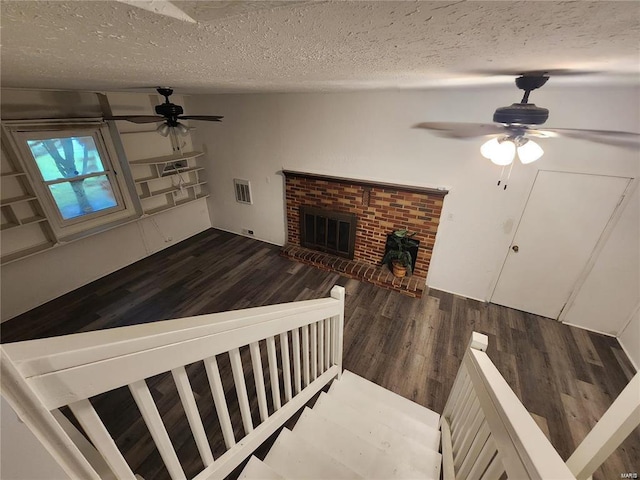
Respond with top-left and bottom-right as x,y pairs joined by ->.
381,229 -> 419,278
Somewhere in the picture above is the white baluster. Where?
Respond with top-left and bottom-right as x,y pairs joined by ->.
266,336 -> 282,410
302,325 -> 310,387
171,366 -> 214,467
324,318 -> 331,371
280,332 -> 293,403
249,342 -> 269,423
310,322 -> 318,381
229,348 -> 253,434
203,355 -> 235,449
68,399 -> 137,479
318,320 -> 324,375
291,327 -> 302,394
129,380 -> 186,480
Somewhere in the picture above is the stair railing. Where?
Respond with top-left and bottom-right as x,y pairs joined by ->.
0,285 -> 346,480
566,372 -> 640,480
440,332 -> 576,480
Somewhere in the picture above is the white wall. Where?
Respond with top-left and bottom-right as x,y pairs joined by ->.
0,90 -> 212,321
1,397 -> 69,479
188,84 -> 639,332
563,183 -> 639,336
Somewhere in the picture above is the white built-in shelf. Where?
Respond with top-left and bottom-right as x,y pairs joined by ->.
129,150 -> 208,216
129,151 -> 204,165
176,193 -> 208,206
2,194 -> 38,206
1,215 -> 48,231
0,147 -> 57,265
0,145 -> 209,263
119,127 -> 196,135
1,241 -> 56,265
144,194 -> 209,216
1,172 -> 27,178
134,167 -> 204,184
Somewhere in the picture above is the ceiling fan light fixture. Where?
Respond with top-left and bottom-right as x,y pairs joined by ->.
517,139 -> 544,164
481,137 -> 515,166
156,123 -> 170,137
175,122 -> 190,136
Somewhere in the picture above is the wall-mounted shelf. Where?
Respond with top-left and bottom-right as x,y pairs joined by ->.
129,151 -> 204,166
0,134 -> 209,264
1,241 -> 56,265
129,150 -> 208,216
1,143 -> 58,265
1,215 -> 47,231
134,167 -> 204,184
1,172 -> 27,178
2,194 -> 38,206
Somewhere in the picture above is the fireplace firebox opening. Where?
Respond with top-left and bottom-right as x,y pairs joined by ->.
299,206 -> 356,259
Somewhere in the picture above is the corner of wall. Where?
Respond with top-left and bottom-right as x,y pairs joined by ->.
617,303 -> 640,372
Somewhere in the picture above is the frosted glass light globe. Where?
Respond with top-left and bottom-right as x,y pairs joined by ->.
517,139 -> 544,164
480,138 -> 515,166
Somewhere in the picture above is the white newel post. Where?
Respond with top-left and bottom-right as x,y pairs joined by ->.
0,349 -> 100,480
330,285 -> 346,378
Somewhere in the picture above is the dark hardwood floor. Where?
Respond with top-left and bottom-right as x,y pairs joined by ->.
2,228 -> 638,480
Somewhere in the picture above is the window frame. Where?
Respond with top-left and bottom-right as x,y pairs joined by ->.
2,119 -> 138,240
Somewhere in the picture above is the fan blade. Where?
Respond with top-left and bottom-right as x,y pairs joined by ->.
413,122 -> 507,139
529,128 -> 640,149
469,68 -> 599,77
105,116 -> 166,124
178,115 -> 223,122
115,1 -> 196,23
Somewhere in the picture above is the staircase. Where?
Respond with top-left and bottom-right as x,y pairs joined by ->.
240,370 -> 442,480
2,285 -> 637,480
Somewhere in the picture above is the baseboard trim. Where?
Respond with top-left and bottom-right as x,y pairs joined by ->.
211,226 -> 283,247
618,340 -> 639,372
561,321 -> 615,337
427,286 -> 485,303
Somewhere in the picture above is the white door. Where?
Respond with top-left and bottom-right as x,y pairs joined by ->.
491,170 -> 630,319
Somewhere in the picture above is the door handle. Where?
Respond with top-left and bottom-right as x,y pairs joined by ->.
512,245 -> 519,253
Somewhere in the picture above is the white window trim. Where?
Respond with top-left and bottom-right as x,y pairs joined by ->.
2,119 -> 138,240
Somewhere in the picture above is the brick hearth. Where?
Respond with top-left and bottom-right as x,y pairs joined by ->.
281,244 -> 427,297
282,170 -> 448,297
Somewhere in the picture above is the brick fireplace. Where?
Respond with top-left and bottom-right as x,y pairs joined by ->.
282,170 -> 448,296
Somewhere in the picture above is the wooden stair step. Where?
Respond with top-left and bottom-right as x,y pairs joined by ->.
340,370 -> 440,429
294,406 -> 440,479
264,428 -> 362,479
328,377 -> 440,445
313,391 -> 442,469
239,456 -> 284,479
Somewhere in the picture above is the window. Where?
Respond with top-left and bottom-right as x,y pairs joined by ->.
3,120 -> 137,239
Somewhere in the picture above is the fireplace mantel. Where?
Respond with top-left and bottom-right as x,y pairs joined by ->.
282,170 -> 449,197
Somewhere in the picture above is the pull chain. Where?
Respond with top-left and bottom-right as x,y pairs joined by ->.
503,160 -> 515,190
497,165 -> 506,187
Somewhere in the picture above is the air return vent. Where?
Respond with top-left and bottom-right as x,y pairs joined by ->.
233,178 -> 252,204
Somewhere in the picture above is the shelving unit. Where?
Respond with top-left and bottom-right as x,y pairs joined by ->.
0,119 -> 210,265
1,144 -> 57,265
129,151 -> 209,215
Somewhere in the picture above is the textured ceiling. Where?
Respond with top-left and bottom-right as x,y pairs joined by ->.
1,1 -> 639,93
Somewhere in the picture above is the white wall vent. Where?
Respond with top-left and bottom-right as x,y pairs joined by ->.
233,178 -> 253,204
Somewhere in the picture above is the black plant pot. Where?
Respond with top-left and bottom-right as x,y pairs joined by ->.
383,234 -> 419,273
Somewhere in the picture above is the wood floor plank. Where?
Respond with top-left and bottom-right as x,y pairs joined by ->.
1,228 -> 638,480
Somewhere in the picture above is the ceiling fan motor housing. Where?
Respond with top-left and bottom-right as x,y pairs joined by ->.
155,103 -> 184,118
493,103 -> 549,125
